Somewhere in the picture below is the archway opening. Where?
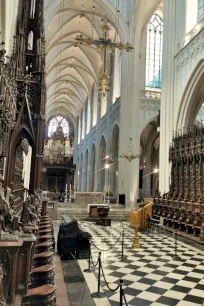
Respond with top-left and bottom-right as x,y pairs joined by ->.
84,150 -> 89,192
140,119 -> 159,199
90,145 -> 96,192
109,125 -> 119,200
98,136 -> 106,192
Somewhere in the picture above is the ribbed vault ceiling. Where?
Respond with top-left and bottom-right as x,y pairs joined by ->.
45,0 -> 118,126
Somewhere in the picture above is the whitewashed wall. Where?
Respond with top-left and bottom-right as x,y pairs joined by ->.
0,0 -> 19,55
160,0 -> 204,193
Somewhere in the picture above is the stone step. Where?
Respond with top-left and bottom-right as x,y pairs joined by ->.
56,212 -> 130,221
49,204 -> 131,221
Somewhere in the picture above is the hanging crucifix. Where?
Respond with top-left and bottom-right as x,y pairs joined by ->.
75,12 -> 133,97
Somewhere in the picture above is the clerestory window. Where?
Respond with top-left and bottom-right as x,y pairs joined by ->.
145,14 -> 163,89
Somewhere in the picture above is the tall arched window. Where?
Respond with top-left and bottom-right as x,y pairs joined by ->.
113,50 -> 122,103
48,116 -> 69,137
198,0 -> 204,21
146,14 -> 163,89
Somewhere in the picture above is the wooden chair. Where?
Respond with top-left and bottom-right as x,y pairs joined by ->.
21,284 -> 56,306
40,221 -> 52,226
37,235 -> 53,243
38,229 -> 53,235
39,225 -> 52,230
34,242 -> 53,254
29,265 -> 55,289
32,251 -> 54,268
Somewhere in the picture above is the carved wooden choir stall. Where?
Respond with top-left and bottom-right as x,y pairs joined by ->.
153,127 -> 204,241
0,0 -> 56,305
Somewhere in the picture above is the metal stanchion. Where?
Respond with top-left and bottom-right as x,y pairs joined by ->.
119,279 -> 124,306
91,252 -> 106,298
172,231 -> 181,260
118,230 -> 127,261
84,241 -> 95,273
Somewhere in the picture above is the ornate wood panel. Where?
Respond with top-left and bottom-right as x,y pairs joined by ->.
12,143 -> 24,214
154,127 -> 204,241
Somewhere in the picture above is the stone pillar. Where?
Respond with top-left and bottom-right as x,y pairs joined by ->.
142,163 -> 152,198
118,47 -> 141,207
81,161 -> 85,192
159,0 -> 176,194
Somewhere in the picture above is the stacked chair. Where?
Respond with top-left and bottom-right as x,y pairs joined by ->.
21,205 -> 57,306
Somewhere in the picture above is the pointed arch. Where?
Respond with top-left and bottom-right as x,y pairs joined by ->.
176,60 -> 204,129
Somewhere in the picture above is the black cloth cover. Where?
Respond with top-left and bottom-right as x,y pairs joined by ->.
57,218 -> 92,257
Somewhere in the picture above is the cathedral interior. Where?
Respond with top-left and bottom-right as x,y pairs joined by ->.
0,0 -> 204,306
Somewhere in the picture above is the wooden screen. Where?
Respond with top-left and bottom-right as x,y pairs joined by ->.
12,144 -> 24,214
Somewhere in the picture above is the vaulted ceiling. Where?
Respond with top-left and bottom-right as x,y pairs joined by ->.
45,0 -> 119,126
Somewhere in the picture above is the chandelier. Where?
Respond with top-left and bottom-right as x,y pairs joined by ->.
120,138 -> 141,162
75,3 -> 134,96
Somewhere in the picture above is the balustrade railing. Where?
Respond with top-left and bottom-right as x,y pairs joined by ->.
140,90 -> 161,100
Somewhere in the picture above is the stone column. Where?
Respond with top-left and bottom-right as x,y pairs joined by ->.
118,43 -> 141,207
142,163 -> 152,198
159,0 -> 176,194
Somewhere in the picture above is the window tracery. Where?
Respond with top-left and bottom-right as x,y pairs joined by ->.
145,14 -> 163,89
27,30 -> 34,50
30,0 -> 36,18
198,0 -> 204,21
48,116 -> 69,137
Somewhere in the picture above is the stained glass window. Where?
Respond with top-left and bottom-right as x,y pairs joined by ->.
146,14 -> 163,89
119,52 -> 122,93
198,0 -> 204,21
48,116 -> 69,137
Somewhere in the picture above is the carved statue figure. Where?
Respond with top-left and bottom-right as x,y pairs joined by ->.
21,190 -> 42,226
0,263 -> 6,306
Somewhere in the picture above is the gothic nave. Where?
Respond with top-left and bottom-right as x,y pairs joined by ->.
0,0 -> 204,306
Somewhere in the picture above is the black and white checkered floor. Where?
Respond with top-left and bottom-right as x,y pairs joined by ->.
79,221 -> 204,306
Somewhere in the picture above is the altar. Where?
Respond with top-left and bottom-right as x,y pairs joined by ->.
87,204 -> 111,226
88,204 -> 109,217
74,192 -> 104,206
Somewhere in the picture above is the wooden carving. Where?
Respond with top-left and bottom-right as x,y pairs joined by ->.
153,126 -> 204,240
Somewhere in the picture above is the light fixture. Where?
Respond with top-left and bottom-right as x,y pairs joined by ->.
42,167 -> 47,173
120,138 -> 141,162
75,2 -> 134,96
105,162 -> 110,169
153,167 -> 159,173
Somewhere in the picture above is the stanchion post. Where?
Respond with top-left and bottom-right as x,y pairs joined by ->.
118,230 -> 127,261
91,252 -> 106,299
119,279 -> 124,306
172,231 -> 181,260
84,240 -> 95,273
